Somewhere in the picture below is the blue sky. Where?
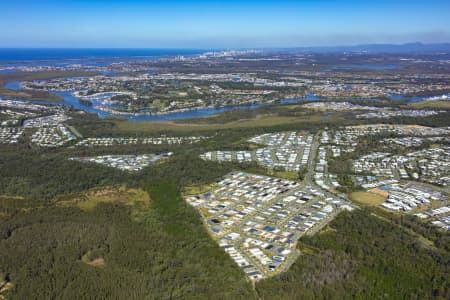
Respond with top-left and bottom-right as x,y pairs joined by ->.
1,0 -> 449,48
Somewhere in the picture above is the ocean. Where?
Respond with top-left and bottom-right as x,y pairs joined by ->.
0,48 -> 206,63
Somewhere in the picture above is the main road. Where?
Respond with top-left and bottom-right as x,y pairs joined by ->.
305,131 -> 357,208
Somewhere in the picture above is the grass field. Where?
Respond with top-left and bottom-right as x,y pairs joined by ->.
410,100 -> 450,109
350,191 -> 386,206
116,114 -> 301,132
58,187 -> 150,221
268,170 -> 302,181
113,112 -> 344,135
183,183 -> 217,196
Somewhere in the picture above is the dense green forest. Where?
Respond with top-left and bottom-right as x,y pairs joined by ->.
0,183 -> 254,299
0,144 -> 135,201
257,209 -> 450,299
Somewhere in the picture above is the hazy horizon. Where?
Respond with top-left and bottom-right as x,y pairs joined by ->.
0,41 -> 449,50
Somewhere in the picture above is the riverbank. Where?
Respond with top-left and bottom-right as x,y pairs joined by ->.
4,74 -> 448,122
0,71 -> 97,101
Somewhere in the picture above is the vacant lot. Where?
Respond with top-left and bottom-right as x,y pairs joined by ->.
350,191 -> 386,206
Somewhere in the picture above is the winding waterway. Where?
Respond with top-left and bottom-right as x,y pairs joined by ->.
5,81 -> 314,121
4,81 -> 441,122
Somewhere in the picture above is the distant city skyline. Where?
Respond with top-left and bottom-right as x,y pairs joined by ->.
1,0 -> 450,48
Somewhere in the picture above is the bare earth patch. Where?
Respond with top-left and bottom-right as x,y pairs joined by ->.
369,187 -> 389,198
85,258 -> 105,267
0,281 -> 13,299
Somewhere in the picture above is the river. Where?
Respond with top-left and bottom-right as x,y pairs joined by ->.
4,81 -> 440,122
